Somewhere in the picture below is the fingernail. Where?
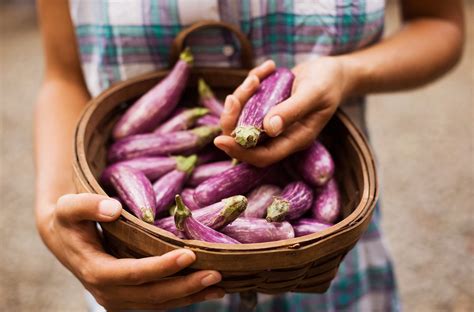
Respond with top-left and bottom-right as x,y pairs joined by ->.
269,115 -> 283,136
205,292 -> 223,300
223,96 -> 234,114
98,199 -> 121,217
176,251 -> 195,268
201,273 -> 221,286
241,76 -> 255,90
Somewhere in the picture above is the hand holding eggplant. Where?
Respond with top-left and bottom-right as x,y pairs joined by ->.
215,57 -> 347,167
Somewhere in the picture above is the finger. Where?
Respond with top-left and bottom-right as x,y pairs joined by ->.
56,193 -> 122,224
248,59 -> 277,80
118,270 -> 222,304
262,85 -> 318,137
220,94 -> 243,135
86,248 -> 200,286
117,287 -> 225,310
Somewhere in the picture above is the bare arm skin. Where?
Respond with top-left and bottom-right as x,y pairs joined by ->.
34,0 -> 223,309
215,0 -> 465,167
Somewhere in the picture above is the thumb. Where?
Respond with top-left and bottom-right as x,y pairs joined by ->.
263,88 -> 315,137
56,193 -> 122,224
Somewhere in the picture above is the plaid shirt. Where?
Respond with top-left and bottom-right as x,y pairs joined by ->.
71,1 -> 400,311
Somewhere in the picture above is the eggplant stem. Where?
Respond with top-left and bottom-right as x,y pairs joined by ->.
141,208 -> 155,224
233,126 -> 261,148
175,155 -> 198,174
221,195 -> 248,220
198,78 -> 214,99
180,47 -> 194,65
174,195 -> 191,231
265,198 -> 289,222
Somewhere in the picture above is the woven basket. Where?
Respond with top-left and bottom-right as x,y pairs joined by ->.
72,21 -> 378,295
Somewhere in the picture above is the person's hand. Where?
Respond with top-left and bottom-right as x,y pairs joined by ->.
38,193 -> 224,310
215,57 -> 349,167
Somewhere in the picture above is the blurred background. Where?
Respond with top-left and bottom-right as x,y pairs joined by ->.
0,0 -> 472,311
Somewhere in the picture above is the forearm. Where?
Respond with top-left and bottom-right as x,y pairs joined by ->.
340,16 -> 464,97
34,78 -> 90,235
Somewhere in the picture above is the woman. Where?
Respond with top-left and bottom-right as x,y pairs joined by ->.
34,0 -> 464,311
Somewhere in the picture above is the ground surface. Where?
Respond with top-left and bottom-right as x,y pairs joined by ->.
1,2 -> 473,311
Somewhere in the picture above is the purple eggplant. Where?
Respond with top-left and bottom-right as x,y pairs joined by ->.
101,164 -> 156,223
174,195 -> 240,244
243,184 -> 281,218
266,181 -> 314,222
295,141 -> 335,186
196,147 -> 228,165
181,188 -> 201,211
187,160 -> 234,187
156,195 -> 247,231
232,68 -> 294,148
112,49 -> 193,140
194,163 -> 270,206
153,107 -> 209,134
198,78 -> 224,116
113,156 -> 177,181
292,218 -> 332,237
152,155 -> 197,216
195,114 -> 220,127
108,126 -> 221,162
221,218 -> 294,243
312,178 -> 341,223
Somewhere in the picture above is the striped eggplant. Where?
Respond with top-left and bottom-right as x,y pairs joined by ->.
108,126 -> 221,162
243,184 -> 281,218
100,164 -> 156,223
181,188 -> 201,211
195,114 -> 220,127
174,195 -> 240,244
152,155 -> 197,216
113,156 -> 176,181
153,107 -> 208,134
295,141 -> 335,186
112,49 -> 193,139
198,78 -> 224,116
232,68 -> 294,148
312,178 -> 341,223
156,195 -> 247,231
194,163 -> 270,206
221,218 -> 294,243
187,160 -> 234,187
292,218 -> 332,237
266,181 -> 314,222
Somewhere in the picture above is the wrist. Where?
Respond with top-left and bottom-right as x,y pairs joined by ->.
337,54 -> 373,98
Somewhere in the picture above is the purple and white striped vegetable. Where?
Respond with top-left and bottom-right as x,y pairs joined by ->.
108,126 -> 221,162
153,107 -> 209,134
292,218 -> 332,237
152,155 -> 197,216
194,163 -> 270,206
187,160 -> 234,187
195,114 -> 220,127
198,78 -> 224,116
174,195 -> 240,244
243,184 -> 281,218
295,141 -> 335,186
156,195 -> 247,230
312,178 -> 341,223
266,181 -> 314,222
232,68 -> 294,148
101,164 -> 156,223
181,188 -> 201,211
221,218 -> 294,243
112,49 -> 193,139
113,156 -> 177,181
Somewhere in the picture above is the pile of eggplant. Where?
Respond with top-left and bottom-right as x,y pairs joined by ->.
101,49 -> 341,244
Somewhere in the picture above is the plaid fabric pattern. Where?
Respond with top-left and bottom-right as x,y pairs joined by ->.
71,1 -> 400,311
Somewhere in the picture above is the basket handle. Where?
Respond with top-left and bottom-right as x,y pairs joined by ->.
170,20 -> 254,69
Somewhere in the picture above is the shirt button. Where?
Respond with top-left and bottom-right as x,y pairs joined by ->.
223,45 -> 235,56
